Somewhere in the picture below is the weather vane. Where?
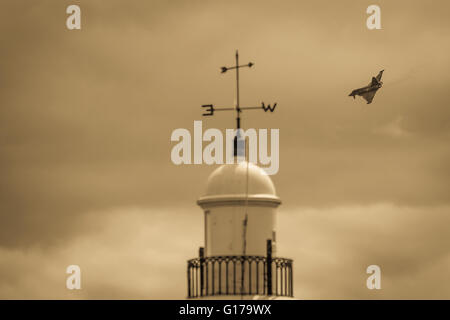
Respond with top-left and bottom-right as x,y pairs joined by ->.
201,50 -> 277,130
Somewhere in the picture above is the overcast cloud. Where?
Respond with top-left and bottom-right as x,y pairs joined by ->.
0,0 -> 449,299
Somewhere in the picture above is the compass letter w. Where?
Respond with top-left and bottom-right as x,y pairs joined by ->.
262,102 -> 277,112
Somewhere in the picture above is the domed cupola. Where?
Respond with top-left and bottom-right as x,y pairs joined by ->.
198,161 -> 281,208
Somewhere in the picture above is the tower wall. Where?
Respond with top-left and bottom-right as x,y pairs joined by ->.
203,204 -> 277,257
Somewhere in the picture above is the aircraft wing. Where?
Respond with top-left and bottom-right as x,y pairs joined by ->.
361,89 -> 378,104
376,70 -> 384,82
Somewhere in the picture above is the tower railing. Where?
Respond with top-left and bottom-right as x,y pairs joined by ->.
186,254 -> 293,298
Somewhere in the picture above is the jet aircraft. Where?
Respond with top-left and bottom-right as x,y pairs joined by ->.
349,70 -> 384,104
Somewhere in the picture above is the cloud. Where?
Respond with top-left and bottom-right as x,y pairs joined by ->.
0,0 -> 449,298
1,204 -> 449,299
278,204 -> 450,299
0,207 -> 203,299
373,116 -> 412,138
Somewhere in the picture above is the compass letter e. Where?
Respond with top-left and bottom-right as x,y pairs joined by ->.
366,5 -> 381,30
202,105 -> 214,116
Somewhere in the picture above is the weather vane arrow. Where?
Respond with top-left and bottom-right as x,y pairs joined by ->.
201,50 -> 277,129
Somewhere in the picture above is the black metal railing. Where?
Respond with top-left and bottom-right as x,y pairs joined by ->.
187,242 -> 293,298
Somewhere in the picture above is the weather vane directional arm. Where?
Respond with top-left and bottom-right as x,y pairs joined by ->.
202,103 -> 277,116
221,62 -> 254,74
201,50 -> 277,129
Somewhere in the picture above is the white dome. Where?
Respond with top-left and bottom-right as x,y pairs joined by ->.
205,161 -> 276,196
197,162 -> 281,208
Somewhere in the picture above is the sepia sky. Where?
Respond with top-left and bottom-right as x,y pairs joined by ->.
0,0 -> 449,299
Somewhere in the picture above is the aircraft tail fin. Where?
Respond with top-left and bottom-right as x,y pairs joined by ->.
376,70 -> 384,82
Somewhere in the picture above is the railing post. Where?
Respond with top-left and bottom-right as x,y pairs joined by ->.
290,262 -> 294,297
199,247 -> 204,297
267,239 -> 272,296
187,262 -> 191,298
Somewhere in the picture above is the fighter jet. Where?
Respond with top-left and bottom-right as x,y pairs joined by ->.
349,70 -> 384,104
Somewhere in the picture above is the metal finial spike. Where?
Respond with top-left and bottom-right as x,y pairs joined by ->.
221,67 -> 227,73
248,62 -> 254,68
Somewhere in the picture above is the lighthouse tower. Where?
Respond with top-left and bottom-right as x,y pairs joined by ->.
186,155 -> 294,299
187,51 -> 293,299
